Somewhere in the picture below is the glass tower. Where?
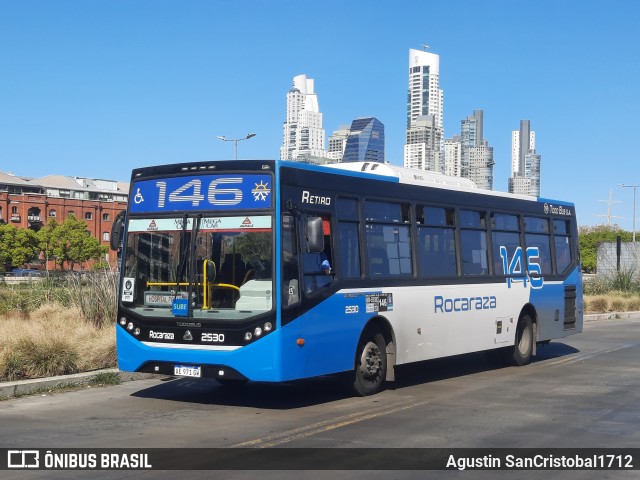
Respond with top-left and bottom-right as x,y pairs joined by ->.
341,117 -> 385,163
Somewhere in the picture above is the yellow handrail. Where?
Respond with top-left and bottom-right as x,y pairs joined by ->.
146,259 -> 239,311
145,281 -> 238,291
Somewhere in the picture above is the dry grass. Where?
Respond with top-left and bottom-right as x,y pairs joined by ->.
0,303 -> 115,381
585,293 -> 640,313
585,296 -> 609,313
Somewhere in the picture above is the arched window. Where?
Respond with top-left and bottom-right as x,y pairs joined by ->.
11,206 -> 18,214
102,213 -> 110,221
49,209 -> 57,217
85,212 -> 93,220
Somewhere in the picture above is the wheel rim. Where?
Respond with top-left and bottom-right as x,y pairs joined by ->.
359,340 -> 382,380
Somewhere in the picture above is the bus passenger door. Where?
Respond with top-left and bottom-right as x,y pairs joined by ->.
282,213 -> 300,307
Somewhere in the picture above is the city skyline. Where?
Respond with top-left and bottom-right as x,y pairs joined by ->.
1,1 -> 638,230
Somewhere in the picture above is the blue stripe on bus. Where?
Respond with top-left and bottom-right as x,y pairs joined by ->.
280,160 -> 401,183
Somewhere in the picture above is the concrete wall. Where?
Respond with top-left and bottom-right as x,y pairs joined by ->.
596,242 -> 640,277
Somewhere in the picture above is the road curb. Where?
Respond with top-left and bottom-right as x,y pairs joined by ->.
584,311 -> 640,322
0,368 -> 161,399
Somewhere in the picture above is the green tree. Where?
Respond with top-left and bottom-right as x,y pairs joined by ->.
0,224 -> 40,271
36,218 -> 59,270
50,215 -> 108,270
578,224 -> 632,273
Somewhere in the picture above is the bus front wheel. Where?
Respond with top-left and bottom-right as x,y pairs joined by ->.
351,331 -> 387,396
509,314 -> 534,366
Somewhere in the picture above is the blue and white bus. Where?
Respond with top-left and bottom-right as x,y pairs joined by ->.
111,159 -> 583,395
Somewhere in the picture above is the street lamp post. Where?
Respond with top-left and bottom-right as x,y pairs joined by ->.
216,133 -> 256,160
618,183 -> 640,242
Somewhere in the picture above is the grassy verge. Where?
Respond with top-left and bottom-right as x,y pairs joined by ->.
584,293 -> 640,314
583,270 -> 640,314
0,271 -> 118,382
0,303 -> 116,381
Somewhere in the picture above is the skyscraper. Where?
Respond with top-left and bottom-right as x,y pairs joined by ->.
342,117 -> 385,163
508,120 -> 541,196
444,110 -> 494,190
327,125 -> 350,162
280,74 -> 327,162
404,48 -> 444,172
511,120 -> 536,177
404,115 -> 442,171
461,110 -> 494,190
444,136 -> 462,177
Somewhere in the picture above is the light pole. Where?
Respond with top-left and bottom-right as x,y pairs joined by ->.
216,133 -> 256,160
618,183 -> 640,242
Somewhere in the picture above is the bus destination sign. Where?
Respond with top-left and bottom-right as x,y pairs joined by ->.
129,174 -> 272,213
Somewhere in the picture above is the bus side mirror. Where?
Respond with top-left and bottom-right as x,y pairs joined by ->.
306,217 -> 324,253
110,210 -> 126,251
203,259 -> 217,282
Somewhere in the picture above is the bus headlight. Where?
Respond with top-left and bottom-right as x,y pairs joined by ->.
127,322 -> 134,331
264,322 -> 272,332
119,317 -> 127,326
244,332 -> 253,341
254,327 -> 263,337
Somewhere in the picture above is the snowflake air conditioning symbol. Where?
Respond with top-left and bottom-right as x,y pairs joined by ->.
252,180 -> 270,202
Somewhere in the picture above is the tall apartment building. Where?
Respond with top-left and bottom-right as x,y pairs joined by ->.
280,74 -> 327,162
327,125 -> 350,162
404,48 -> 444,172
461,110 -> 494,190
404,115 -> 442,171
0,171 -> 129,269
342,117 -> 385,163
444,110 -> 494,190
444,136 -> 462,177
508,120 -> 541,196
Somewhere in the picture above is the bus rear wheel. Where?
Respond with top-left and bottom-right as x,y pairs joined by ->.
509,314 -> 534,366
351,331 -> 387,396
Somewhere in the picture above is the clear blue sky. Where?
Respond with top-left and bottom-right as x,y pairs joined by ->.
1,0 -> 638,230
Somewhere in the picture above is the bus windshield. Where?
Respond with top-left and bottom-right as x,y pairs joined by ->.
120,215 -> 273,321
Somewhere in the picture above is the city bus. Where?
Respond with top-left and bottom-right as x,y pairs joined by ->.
111,159 -> 583,396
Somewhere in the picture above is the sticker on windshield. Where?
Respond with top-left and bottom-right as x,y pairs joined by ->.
122,277 -> 135,302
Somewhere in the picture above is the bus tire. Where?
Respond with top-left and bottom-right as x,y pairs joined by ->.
509,314 -> 534,366
351,331 -> 387,396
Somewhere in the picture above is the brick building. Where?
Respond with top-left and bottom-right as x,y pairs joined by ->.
0,171 -> 129,269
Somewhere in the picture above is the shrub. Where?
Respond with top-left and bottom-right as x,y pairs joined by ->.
609,297 -> 627,313
626,297 -> 640,311
586,296 -> 609,313
0,349 -> 28,381
13,338 -> 80,378
66,271 -> 117,328
610,269 -> 637,292
583,276 -> 611,296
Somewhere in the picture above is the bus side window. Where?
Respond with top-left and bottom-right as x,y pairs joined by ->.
337,197 -> 361,279
338,221 -> 361,278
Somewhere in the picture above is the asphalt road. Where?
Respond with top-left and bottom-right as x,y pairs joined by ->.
2,316 -> 639,479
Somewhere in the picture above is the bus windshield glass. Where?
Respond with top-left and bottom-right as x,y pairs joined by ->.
120,215 -> 273,321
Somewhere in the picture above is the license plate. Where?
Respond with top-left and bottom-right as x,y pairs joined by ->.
174,365 -> 201,378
